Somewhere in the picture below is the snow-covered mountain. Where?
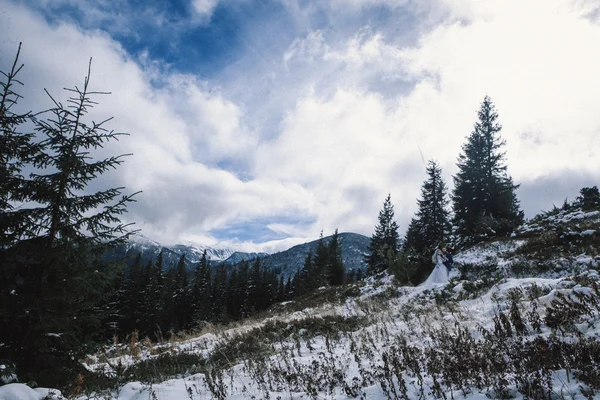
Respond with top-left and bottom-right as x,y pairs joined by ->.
111,232 -> 370,274
221,251 -> 269,264
108,234 -> 239,270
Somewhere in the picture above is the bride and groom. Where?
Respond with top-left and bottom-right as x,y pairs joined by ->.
421,246 -> 454,286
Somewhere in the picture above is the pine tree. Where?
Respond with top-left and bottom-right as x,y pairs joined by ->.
0,43 -> 39,248
327,229 -> 345,286
211,264 -> 228,322
294,251 -> 313,297
115,252 -> 143,335
234,260 -> 250,318
191,250 -> 211,326
248,257 -> 262,313
452,96 -> 523,245
312,231 -> 329,288
366,194 -> 400,275
576,186 -> 600,210
161,259 -> 178,331
0,57 -> 136,386
142,252 -> 164,337
173,254 -> 190,330
404,160 -> 450,255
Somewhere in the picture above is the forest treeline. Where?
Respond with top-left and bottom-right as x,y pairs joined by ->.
113,229 -> 350,339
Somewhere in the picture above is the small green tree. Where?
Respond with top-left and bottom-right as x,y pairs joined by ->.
387,251 -> 417,285
576,186 -> 600,211
404,160 -> 450,255
366,194 -> 400,275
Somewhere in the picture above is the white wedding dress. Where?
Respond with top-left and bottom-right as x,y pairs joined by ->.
420,253 -> 449,287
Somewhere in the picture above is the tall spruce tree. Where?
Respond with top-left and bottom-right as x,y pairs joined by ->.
366,194 -> 400,275
313,231 -> 329,288
191,250 -> 211,325
404,160 -> 450,255
0,56 -> 136,386
327,229 -> 345,285
452,96 -> 523,245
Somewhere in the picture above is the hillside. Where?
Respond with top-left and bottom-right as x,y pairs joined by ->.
3,207 -> 600,399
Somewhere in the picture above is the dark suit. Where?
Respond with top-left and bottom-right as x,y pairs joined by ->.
443,253 -> 453,271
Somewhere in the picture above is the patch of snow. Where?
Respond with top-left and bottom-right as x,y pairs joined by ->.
0,384 -> 62,400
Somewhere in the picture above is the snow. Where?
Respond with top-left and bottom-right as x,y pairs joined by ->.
5,207 -> 600,400
0,384 -> 62,400
77,264 -> 598,398
75,264 -> 598,399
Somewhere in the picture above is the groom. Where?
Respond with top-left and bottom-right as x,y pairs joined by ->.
442,247 -> 454,272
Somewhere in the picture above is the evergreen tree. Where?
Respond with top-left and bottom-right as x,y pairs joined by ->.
366,194 -> 400,275
161,259 -> 178,331
576,186 -> 600,210
0,43 -> 39,249
327,229 -> 345,286
0,57 -> 136,386
211,264 -> 228,322
312,231 -> 329,288
404,160 -> 450,255
294,251 -> 313,296
285,275 -> 293,298
248,257 -> 262,313
173,254 -> 190,330
190,250 -> 212,326
115,252 -> 143,335
277,275 -> 285,301
233,260 -> 250,318
355,267 -> 364,281
142,252 -> 164,336
452,96 -> 523,244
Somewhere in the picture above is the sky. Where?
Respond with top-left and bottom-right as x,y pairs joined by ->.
1,0 -> 599,253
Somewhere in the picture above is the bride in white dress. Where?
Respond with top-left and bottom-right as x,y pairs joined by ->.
420,247 -> 449,286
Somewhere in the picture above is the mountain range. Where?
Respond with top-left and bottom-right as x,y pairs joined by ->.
111,232 -> 370,276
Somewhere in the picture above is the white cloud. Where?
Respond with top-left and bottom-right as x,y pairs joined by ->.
2,0 -> 599,253
254,88 -> 424,236
191,0 -> 219,19
398,0 -> 600,179
256,0 -> 600,237
0,2 -> 314,248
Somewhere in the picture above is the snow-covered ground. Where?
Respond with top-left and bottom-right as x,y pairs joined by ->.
69,242 -> 599,399
2,209 -> 599,400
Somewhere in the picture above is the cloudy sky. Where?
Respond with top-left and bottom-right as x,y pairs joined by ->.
1,0 -> 599,252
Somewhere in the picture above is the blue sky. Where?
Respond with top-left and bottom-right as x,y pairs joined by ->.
1,0 -> 599,252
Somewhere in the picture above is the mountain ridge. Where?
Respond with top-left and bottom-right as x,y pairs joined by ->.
112,232 -> 370,275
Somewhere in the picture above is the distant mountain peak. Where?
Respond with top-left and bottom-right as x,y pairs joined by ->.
114,232 -> 370,275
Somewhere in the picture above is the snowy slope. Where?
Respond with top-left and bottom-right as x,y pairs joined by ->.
77,261 -> 600,399
12,208 -> 600,399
